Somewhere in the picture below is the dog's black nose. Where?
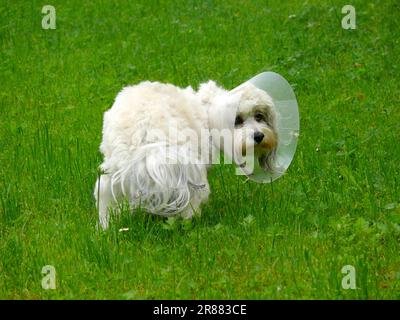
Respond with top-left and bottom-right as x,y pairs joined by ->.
253,132 -> 264,144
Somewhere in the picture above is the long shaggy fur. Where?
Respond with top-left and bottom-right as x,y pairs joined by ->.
94,80 -> 277,229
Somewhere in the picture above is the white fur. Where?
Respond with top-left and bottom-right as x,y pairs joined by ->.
94,80 -> 276,229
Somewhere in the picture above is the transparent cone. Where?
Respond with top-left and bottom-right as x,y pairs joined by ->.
234,72 -> 300,183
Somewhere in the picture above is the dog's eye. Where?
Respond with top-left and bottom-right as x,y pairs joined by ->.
255,113 -> 265,122
235,115 -> 244,126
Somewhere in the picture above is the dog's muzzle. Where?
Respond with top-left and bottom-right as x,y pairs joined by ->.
256,128 -> 277,151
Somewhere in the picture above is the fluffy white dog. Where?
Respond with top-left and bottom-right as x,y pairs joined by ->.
94,80 -> 278,229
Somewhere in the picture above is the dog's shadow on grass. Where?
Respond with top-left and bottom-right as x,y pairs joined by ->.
97,205 -> 205,244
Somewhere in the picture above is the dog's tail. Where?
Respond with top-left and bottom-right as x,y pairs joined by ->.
104,143 -> 208,215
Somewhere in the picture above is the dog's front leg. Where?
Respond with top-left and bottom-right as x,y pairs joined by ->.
181,181 -> 210,219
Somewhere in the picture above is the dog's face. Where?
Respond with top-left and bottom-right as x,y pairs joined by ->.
200,80 -> 278,172
231,83 -> 278,172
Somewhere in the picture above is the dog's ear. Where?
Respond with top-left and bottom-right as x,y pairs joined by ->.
258,149 -> 276,173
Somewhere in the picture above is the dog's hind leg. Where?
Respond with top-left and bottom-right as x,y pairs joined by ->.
94,174 -> 116,230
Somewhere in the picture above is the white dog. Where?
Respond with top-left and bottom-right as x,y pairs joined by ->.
94,80 -> 278,229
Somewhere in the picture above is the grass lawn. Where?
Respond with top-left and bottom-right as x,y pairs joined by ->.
0,0 -> 399,299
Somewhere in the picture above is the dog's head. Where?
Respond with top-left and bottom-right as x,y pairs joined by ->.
231,82 -> 278,172
199,81 -> 278,173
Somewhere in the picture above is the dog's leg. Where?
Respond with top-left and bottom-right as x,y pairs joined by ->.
94,174 -> 115,230
181,181 -> 210,219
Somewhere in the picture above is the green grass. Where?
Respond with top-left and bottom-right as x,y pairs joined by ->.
1,0 -> 399,299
